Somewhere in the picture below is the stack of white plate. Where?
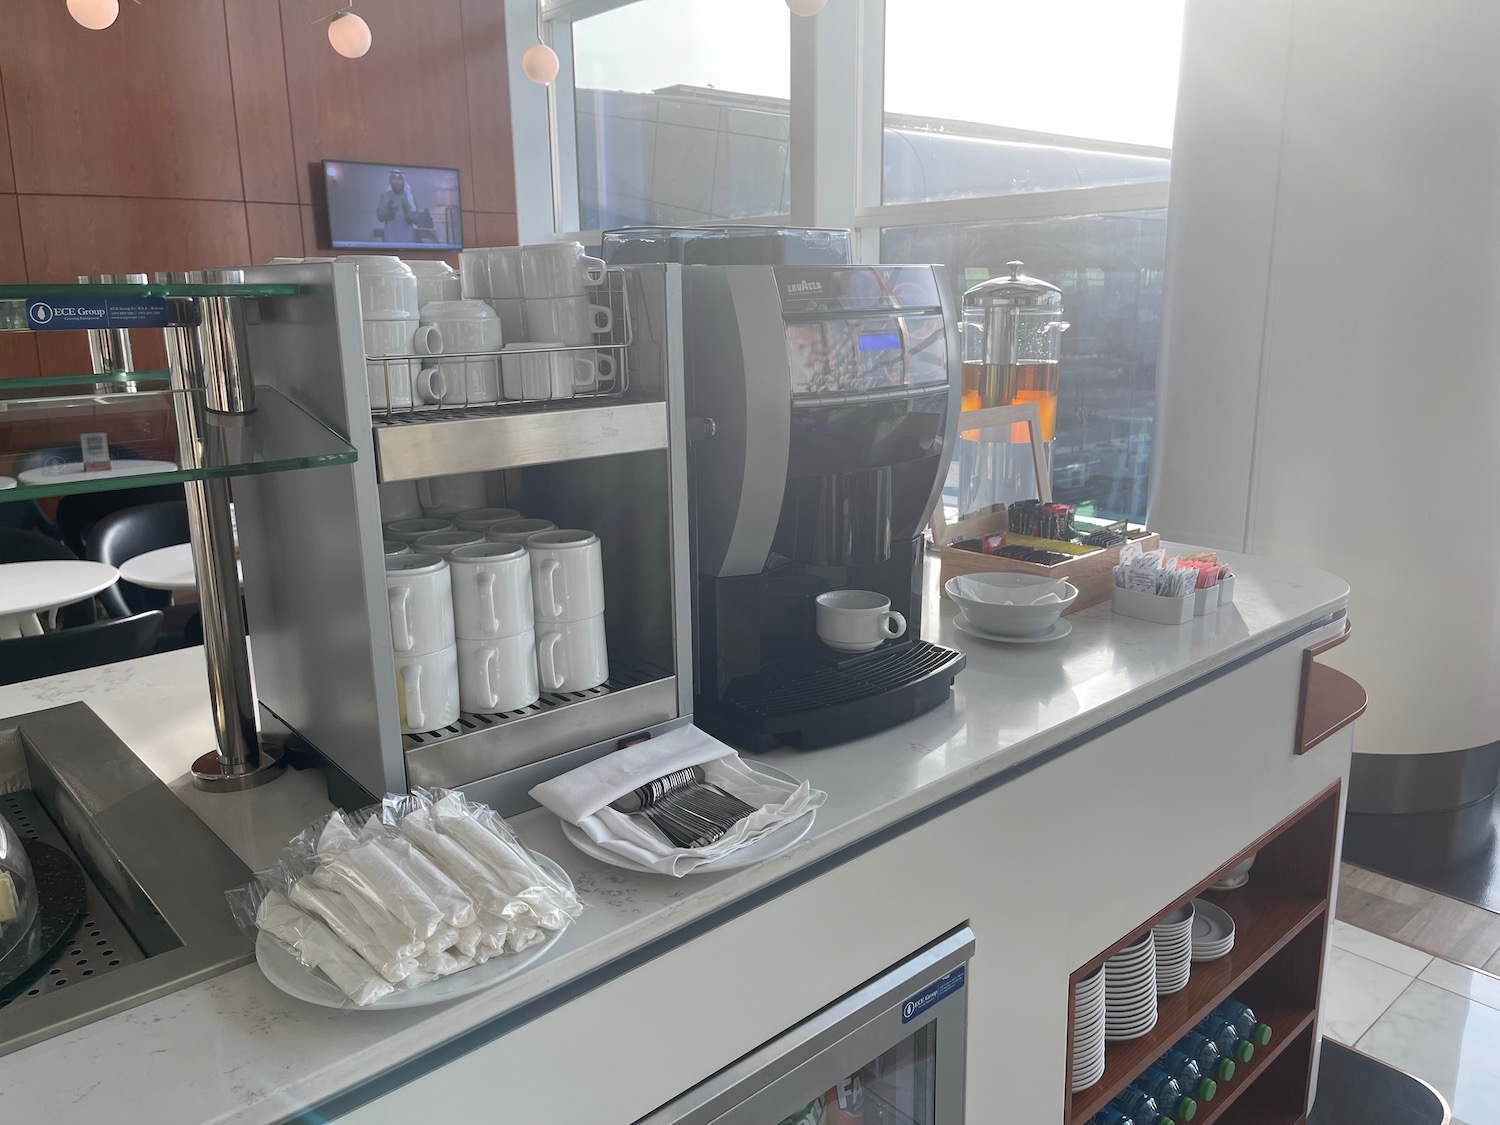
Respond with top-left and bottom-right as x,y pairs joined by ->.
1071,966 -> 1106,1091
1190,898 -> 1236,961
1153,902 -> 1195,994
1104,932 -> 1158,1040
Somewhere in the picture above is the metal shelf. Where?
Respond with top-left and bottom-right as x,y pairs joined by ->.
373,398 -> 669,481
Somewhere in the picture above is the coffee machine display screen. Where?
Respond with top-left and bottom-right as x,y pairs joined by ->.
786,314 -> 948,395
859,331 -> 902,351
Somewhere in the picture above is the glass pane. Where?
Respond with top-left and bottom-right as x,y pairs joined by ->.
571,0 -> 790,229
0,386 -> 357,502
882,210 -> 1167,521
772,1023 -> 937,1125
882,0 -> 1183,204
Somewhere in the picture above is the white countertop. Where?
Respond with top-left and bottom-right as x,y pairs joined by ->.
0,550 -> 1348,1125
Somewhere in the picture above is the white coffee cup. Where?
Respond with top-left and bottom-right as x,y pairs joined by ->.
454,507 -> 522,532
414,529 -> 487,558
416,360 -> 500,406
385,516 -> 455,544
535,614 -> 608,693
520,242 -> 606,298
501,344 -> 596,401
487,297 -> 527,341
486,518 -> 556,544
449,541 -> 533,639
418,473 -> 488,516
405,259 -> 461,307
458,632 -> 540,713
461,246 -> 525,300
339,255 -> 419,320
384,539 -> 412,557
528,529 -> 605,622
395,647 -> 461,732
363,318 -> 440,410
814,589 -> 907,653
385,553 -> 456,656
379,480 -> 422,522
524,296 -> 613,346
573,350 -> 618,394
418,299 -> 504,405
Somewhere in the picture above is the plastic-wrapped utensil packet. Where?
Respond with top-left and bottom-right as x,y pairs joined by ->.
226,788 -> 582,1008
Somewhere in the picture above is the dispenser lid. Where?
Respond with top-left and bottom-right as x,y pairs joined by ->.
963,261 -> 1062,308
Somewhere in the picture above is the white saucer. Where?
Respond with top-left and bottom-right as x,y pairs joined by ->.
954,614 -> 1073,645
1106,1012 -> 1159,1041
0,476 -> 14,490
1191,899 -> 1236,944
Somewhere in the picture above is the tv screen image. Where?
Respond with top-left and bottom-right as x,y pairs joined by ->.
323,160 -> 462,251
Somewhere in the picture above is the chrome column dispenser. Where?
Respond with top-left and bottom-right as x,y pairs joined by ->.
958,261 -> 1069,516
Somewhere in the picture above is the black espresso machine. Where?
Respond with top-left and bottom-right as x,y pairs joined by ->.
681,263 -> 966,751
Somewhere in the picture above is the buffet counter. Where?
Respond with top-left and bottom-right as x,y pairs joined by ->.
0,550 -> 1353,1125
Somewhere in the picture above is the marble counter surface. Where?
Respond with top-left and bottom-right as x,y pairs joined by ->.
0,550 -> 1347,1125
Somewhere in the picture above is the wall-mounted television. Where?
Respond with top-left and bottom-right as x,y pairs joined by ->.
322,159 -> 463,251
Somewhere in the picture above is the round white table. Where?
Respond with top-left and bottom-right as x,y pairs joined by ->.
0,561 -> 119,639
118,543 -> 241,597
16,459 -> 179,487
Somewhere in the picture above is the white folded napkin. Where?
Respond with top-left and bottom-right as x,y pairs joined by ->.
529,724 -> 826,876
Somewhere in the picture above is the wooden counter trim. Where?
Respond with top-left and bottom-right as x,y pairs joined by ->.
1296,620 -> 1367,755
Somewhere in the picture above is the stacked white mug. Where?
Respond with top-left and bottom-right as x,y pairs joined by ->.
416,299 -> 505,407
404,259 -> 461,307
449,541 -> 540,713
386,553 -> 461,733
528,529 -> 609,692
417,473 -> 488,519
339,255 -> 439,412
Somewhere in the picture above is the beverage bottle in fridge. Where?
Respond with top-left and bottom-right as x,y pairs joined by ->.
776,1097 -> 825,1125
1175,1029 -> 1237,1082
1110,1087 -> 1174,1125
1214,998 -> 1273,1047
823,1073 -> 864,1125
1156,1047 -> 1218,1102
1132,1065 -> 1198,1121
1196,1014 -> 1256,1064
1090,1108 -> 1135,1125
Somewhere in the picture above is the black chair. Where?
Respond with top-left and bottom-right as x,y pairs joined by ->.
0,528 -> 97,628
0,611 -> 164,687
57,484 -> 185,559
85,501 -> 192,619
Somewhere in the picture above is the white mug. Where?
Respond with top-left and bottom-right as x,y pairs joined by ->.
420,299 -> 505,349
535,614 -> 608,693
486,518 -> 556,544
385,516 -> 455,544
458,632 -> 540,713
528,529 -> 605,622
815,589 -> 907,653
572,350 -> 618,394
363,318 -> 440,410
524,296 -> 613,346
454,507 -> 522,532
418,473 -> 488,516
405,259 -> 461,307
383,539 -> 412,557
395,647 -> 461,732
340,255 -> 418,320
520,242 -> 606,298
413,529 -> 487,558
461,246 -> 525,300
417,360 -> 500,406
378,480 -> 422,522
449,541 -> 533,639
385,553 -> 456,656
487,296 -> 527,341
501,344 -> 596,401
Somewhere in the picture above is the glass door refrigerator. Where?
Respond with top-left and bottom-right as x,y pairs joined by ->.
637,927 -> 975,1125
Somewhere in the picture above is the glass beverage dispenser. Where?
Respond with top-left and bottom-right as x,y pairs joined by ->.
958,261 -> 1069,516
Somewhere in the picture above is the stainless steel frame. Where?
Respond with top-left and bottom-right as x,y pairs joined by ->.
636,927 -> 975,1125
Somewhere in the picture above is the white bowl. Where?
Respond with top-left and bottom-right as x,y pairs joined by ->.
945,573 -> 1079,637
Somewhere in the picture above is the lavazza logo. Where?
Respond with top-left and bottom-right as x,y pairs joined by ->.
786,279 -> 823,294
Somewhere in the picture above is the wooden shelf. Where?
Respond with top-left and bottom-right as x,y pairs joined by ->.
1297,663 -> 1367,754
1067,886 -> 1326,1124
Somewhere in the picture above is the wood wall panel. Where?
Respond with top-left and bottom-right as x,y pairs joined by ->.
473,212 -> 519,247
247,202 -> 305,263
280,0 -> 474,206
0,194 -> 38,378
0,0 -> 244,201
460,0 -> 516,215
224,0 -> 299,204
0,68 -> 13,194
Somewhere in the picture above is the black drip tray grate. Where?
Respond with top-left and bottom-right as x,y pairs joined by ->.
731,641 -> 964,719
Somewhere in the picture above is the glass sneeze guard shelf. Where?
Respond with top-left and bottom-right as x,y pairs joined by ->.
1,371 -> 172,393
0,386 -> 355,502
0,282 -> 300,299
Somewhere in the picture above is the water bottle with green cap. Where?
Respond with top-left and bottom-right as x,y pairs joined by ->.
1175,1029 -> 1237,1082
1156,1048 -> 1218,1102
1214,998 -> 1273,1047
1197,1014 -> 1256,1064
1111,1088 -> 1174,1125
1132,1066 -> 1198,1121
1090,1107 -> 1136,1125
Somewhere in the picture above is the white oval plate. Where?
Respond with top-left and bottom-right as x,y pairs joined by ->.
256,853 -> 572,1010
559,764 -> 816,875
1191,898 -> 1236,944
953,614 -> 1073,645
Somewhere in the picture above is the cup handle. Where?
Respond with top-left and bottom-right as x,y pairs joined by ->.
538,558 -> 564,618
595,353 -> 616,382
881,610 -> 908,640
389,586 -> 414,651
572,356 -> 595,387
478,571 -> 499,634
482,647 -> 499,710
414,323 -> 444,355
589,304 -> 613,334
416,366 -> 446,404
581,255 -> 606,285
399,662 -> 425,729
538,631 -> 564,691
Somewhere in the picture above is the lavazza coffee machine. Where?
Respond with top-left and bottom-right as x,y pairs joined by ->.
679,261 -> 966,751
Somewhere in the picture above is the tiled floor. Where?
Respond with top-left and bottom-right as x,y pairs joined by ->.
1337,863 -> 1500,972
1326,919 -> 1500,1125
